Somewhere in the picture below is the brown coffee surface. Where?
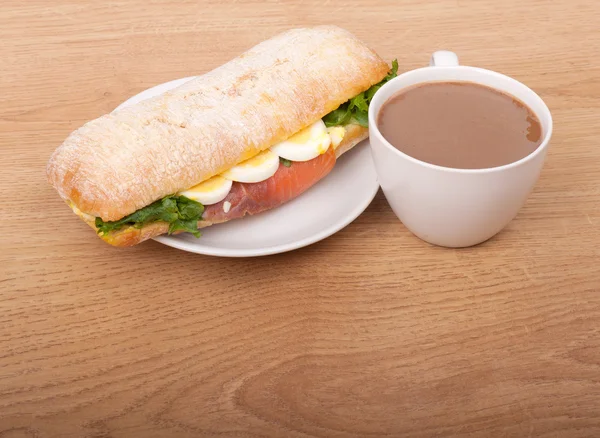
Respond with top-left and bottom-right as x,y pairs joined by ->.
377,81 -> 543,169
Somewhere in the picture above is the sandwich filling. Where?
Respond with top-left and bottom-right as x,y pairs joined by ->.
94,60 -> 398,237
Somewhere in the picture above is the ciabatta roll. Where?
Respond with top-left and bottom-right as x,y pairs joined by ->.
47,26 -> 393,246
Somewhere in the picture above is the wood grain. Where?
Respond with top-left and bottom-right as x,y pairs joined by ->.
1,0 -> 599,436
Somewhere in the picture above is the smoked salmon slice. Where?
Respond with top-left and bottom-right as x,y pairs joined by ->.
203,147 -> 337,223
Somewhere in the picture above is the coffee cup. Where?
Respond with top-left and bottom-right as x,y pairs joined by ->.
368,51 -> 553,248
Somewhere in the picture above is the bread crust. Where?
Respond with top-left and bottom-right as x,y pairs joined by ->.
47,26 -> 388,221
73,125 -> 368,247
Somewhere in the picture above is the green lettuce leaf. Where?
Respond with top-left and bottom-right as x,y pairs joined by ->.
323,59 -> 398,128
279,157 -> 292,167
95,195 -> 204,237
322,106 -> 352,126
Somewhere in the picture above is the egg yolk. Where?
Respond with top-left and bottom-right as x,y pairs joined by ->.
188,175 -> 229,193
235,150 -> 276,168
286,125 -> 314,144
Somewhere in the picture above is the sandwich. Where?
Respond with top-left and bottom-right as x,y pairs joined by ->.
47,26 -> 397,247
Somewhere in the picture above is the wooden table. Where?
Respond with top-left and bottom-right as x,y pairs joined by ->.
2,0 -> 599,436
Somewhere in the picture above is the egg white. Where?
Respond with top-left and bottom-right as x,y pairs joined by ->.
179,175 -> 233,205
221,150 -> 280,183
270,120 -> 332,162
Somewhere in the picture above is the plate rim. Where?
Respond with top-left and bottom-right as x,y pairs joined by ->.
116,77 -> 380,257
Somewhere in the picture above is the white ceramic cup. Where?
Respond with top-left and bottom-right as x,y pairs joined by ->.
368,51 -> 553,248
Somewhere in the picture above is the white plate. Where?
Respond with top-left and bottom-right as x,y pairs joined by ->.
115,78 -> 379,257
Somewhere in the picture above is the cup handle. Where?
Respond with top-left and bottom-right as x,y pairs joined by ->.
429,51 -> 459,67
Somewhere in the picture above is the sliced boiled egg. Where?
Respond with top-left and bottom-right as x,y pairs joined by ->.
221,149 -> 280,183
179,175 -> 232,205
270,120 -> 331,162
327,126 -> 346,150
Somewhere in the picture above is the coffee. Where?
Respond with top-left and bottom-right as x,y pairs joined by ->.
376,81 -> 543,169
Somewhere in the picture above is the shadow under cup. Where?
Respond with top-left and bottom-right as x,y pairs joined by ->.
368,65 -> 553,248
